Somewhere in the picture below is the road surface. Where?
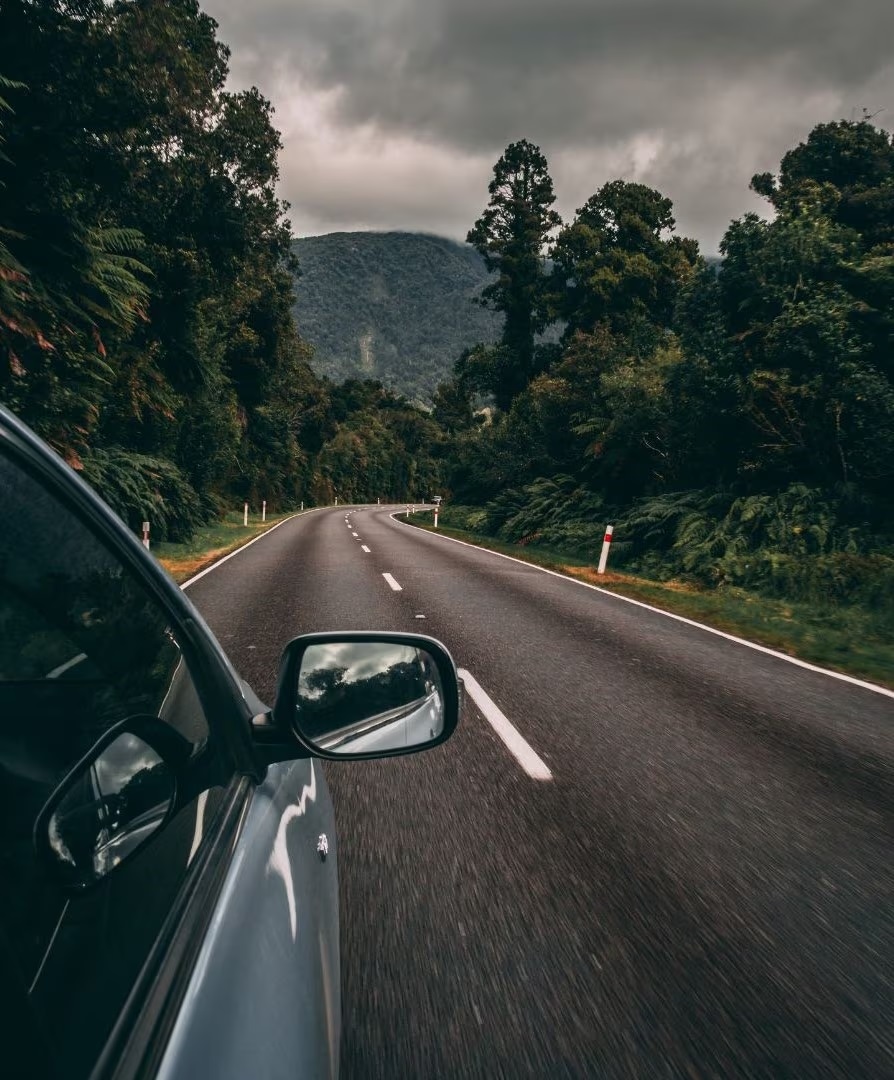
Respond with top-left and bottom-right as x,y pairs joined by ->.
185,505 -> 894,1079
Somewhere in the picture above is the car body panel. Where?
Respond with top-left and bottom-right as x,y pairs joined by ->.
1,404 -> 455,1079
156,757 -> 340,1080
0,405 -> 341,1077
318,691 -> 443,753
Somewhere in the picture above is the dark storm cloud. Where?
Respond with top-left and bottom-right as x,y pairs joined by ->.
203,0 -> 894,249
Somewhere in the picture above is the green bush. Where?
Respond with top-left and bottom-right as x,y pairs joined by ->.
614,485 -> 894,613
447,480 -> 894,620
81,448 -> 209,542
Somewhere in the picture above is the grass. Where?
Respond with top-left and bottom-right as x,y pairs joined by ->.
153,510 -> 300,583
402,511 -> 894,691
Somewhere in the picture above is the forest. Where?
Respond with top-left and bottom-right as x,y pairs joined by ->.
0,0 -> 443,537
1,1 -> 892,629
434,133 -> 894,621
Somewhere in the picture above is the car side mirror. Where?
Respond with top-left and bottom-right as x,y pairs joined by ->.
274,632 -> 460,760
34,717 -> 191,891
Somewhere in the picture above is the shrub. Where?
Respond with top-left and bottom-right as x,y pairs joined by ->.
81,448 -> 209,542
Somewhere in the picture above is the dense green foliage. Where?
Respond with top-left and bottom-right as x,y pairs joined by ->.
290,231 -> 502,403
0,1 -> 443,537
438,129 -> 894,613
5,0 -> 892,625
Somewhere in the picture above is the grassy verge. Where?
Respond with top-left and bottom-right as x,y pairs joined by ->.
402,513 -> 894,690
153,510 -> 300,583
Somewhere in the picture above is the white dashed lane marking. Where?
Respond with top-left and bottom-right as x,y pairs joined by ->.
382,573 -> 402,592
361,545 -> 371,553
458,669 -> 553,781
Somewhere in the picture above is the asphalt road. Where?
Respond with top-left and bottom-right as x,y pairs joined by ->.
185,505 -> 894,1079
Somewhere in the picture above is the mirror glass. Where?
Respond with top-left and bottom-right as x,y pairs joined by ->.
295,641 -> 445,754
46,733 -> 175,888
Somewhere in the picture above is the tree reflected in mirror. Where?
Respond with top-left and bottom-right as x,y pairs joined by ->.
296,642 -> 445,754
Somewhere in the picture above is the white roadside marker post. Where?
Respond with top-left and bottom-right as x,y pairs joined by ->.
243,502 -> 248,527
434,506 -> 439,528
300,500 -> 304,511
597,524 -> 614,574
142,521 -> 150,549
335,497 -> 338,506
262,500 -> 267,523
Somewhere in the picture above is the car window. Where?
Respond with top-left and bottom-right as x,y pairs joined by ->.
0,449 -> 230,1080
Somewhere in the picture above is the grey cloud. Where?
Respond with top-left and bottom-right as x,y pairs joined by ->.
204,0 -> 894,250
211,0 -> 894,147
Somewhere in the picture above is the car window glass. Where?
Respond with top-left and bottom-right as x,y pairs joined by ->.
0,450 -> 229,1079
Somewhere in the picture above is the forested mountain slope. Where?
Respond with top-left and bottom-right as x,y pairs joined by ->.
290,232 -> 501,401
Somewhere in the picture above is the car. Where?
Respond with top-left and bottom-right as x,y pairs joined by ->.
0,403 -> 460,1080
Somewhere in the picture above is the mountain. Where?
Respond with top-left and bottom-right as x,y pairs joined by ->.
290,231 -> 501,403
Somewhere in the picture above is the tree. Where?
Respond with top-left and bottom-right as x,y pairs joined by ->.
431,377 -> 474,434
718,201 -> 894,491
752,120 -> 894,248
466,139 -> 561,409
551,180 -> 698,338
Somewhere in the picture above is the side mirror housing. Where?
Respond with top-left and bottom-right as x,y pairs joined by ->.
271,632 -> 460,761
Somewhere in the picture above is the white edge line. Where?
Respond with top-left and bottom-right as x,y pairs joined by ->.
382,572 -> 402,592
361,545 -> 371,553
391,513 -> 894,701
458,668 -> 552,781
180,508 -> 323,590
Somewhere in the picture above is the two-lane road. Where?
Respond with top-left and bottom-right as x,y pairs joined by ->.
186,505 -> 894,1078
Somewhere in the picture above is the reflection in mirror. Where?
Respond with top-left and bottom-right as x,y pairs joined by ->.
46,733 -> 175,888
296,642 -> 445,755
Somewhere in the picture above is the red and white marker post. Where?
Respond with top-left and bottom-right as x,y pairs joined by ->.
142,520 -> 150,549
597,524 -> 614,574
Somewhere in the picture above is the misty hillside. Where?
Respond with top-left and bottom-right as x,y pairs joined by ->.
290,231 -> 501,402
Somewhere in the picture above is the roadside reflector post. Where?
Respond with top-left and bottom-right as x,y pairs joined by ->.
597,524 -> 614,574
377,497 -> 380,505
434,506 -> 439,528
243,502 -> 249,527
262,500 -> 267,523
142,521 -> 150,549
335,497 -> 338,506
301,500 -> 304,511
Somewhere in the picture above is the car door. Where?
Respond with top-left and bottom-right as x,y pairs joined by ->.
0,415 -> 338,1080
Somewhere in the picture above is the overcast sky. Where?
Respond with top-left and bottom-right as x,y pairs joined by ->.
203,0 -> 894,254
